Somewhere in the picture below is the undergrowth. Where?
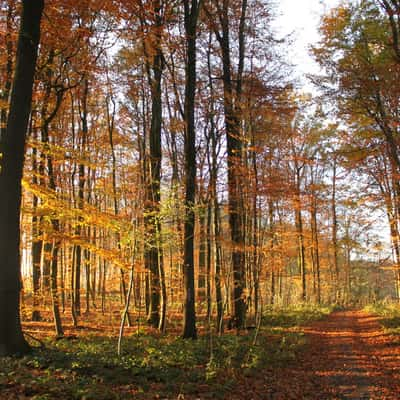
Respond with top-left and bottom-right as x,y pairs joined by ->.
0,304 -> 330,399
365,302 -> 400,334
262,304 -> 333,328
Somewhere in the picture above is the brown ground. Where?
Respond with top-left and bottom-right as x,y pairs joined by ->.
234,310 -> 400,399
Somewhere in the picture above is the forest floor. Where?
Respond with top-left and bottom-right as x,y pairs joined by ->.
2,307 -> 400,399
239,310 -> 400,399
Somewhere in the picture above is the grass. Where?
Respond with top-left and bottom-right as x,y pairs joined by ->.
0,304 -> 331,400
365,302 -> 400,334
262,304 -> 333,328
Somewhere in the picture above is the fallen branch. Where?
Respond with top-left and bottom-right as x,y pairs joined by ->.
24,331 -> 46,349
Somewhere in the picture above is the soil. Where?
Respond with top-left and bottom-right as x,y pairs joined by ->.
236,310 -> 400,399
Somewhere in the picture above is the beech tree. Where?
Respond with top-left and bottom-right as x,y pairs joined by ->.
0,0 -> 44,356
314,0 -> 400,299
204,0 -> 248,329
139,0 -> 166,331
182,0 -> 202,339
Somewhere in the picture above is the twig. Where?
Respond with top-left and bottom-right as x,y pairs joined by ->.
24,331 -> 46,349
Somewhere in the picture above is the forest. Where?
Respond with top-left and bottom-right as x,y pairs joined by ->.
1,0 -> 400,399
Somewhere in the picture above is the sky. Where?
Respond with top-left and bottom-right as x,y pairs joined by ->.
274,0 -> 392,253
273,0 -> 341,91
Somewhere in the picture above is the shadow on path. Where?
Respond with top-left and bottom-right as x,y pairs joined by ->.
237,310 -> 400,399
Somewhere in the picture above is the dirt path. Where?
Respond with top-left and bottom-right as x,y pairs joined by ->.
237,310 -> 400,399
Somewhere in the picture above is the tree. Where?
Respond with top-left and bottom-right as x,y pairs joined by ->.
0,1 -> 16,141
205,0 -> 248,330
0,0 -> 44,356
182,0 -> 202,339
314,0 -> 400,299
378,0 -> 400,62
139,0 -> 166,331
314,1 -> 400,171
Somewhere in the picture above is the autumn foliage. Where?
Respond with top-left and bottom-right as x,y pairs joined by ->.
1,0 -> 400,397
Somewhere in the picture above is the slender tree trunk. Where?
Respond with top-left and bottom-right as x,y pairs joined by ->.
331,157 -> 340,302
50,237 -> 63,337
47,130 -> 64,336
206,33 -> 223,331
214,189 -> 224,333
117,266 -> 135,356
251,134 -> 260,317
60,246 -> 66,313
101,260 -> 107,315
268,201 -> 275,305
296,207 -> 306,302
106,89 -> 132,327
182,0 -> 202,339
344,225 -> 352,304
208,0 -> 248,329
74,78 -> 89,317
141,1 -> 165,328
198,196 -> 207,304
310,191 -> 321,304
85,247 -> 91,314
0,0 -> 15,141
295,170 -> 306,302
31,125 -> 42,321
39,50 -> 56,296
206,201 -> 212,321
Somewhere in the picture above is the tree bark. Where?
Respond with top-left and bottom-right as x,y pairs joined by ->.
310,184 -> 321,304
141,0 -> 165,329
182,0 -> 202,339
206,35 -> 223,331
207,0 -> 248,329
0,0 -> 44,356
331,157 -> 340,302
31,124 -> 42,321
294,167 -> 306,302
0,1 -> 15,142
106,89 -> 132,327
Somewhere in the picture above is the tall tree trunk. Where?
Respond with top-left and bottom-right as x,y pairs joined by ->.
31,125 -> 42,321
251,130 -> 260,318
214,184 -> 224,333
38,46 -> 66,327
206,34 -> 223,331
74,78 -> 90,317
344,221 -> 352,304
141,1 -> 165,329
106,89 -> 132,327
206,200 -> 212,321
310,188 -> 321,304
208,0 -> 248,329
0,0 -> 44,356
0,0 -> 15,141
331,157 -> 340,302
85,244 -> 91,314
268,200 -> 276,305
46,122 -> 63,336
295,169 -> 306,302
198,195 -> 207,304
182,0 -> 202,339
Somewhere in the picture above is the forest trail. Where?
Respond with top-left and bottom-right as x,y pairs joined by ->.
237,310 -> 400,399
